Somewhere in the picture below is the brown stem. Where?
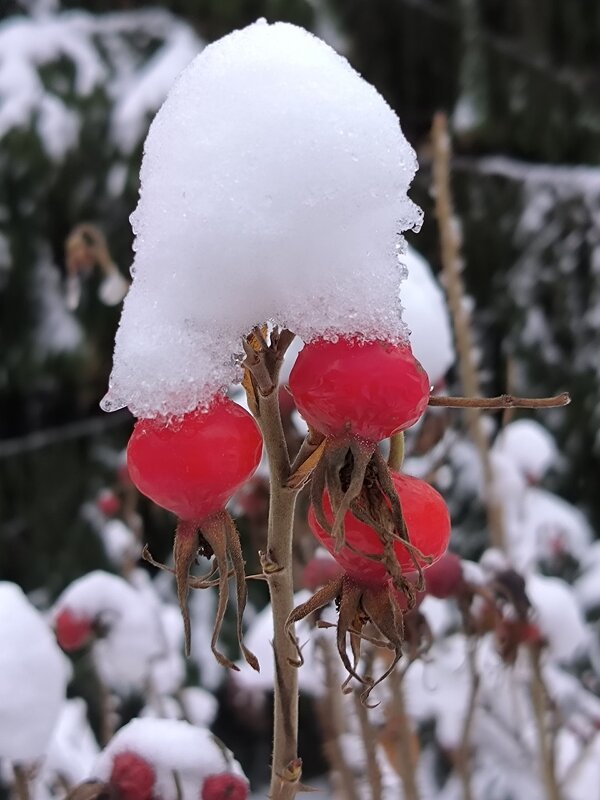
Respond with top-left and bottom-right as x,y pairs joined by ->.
314,638 -> 360,800
266,476 -> 300,800
388,669 -> 420,800
431,112 -> 505,551
429,392 -> 570,409
244,332 -> 302,800
528,646 -> 562,800
455,634 -> 480,800
12,765 -> 30,800
89,651 -> 114,747
353,688 -> 383,800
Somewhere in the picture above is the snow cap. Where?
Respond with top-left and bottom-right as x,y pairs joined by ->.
103,19 -> 421,418
400,246 -> 454,384
0,582 -> 70,761
494,419 -> 558,482
93,718 -> 247,800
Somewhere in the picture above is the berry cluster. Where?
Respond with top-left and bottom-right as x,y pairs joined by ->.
126,332 -> 450,693
286,336 -> 449,692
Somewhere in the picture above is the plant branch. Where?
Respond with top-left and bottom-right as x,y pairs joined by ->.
353,687 -> 383,800
431,112 -> 505,550
455,629 -> 480,800
243,329 -> 302,800
429,393 -> 570,409
88,651 -> 114,747
314,637 -> 361,800
12,765 -> 30,800
528,646 -> 562,800
387,668 -> 420,800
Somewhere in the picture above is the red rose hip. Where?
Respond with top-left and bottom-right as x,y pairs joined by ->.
289,337 -> 430,442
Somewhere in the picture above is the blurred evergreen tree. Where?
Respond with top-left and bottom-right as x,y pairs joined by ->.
0,0 -> 314,591
2,0 -> 600,595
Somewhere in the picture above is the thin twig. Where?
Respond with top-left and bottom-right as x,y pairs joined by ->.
89,651 -> 114,747
387,669 -> 420,800
12,765 -> 30,800
353,688 -> 383,800
431,112 -> 505,551
528,646 -> 562,800
455,632 -> 480,800
429,392 -> 570,409
314,637 -> 361,800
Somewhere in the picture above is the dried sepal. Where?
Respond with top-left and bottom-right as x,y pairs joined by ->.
285,577 -> 343,666
198,511 -> 259,672
173,519 -> 201,657
286,437 -> 327,489
327,439 -> 375,551
308,437 -> 431,606
286,573 -> 418,701
222,512 -> 260,672
146,512 -> 257,670
141,544 -> 225,588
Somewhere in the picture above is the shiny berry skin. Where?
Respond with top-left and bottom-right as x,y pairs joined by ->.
424,552 -> 463,598
55,608 -> 94,651
289,338 -> 430,442
202,773 -> 249,800
127,397 -> 262,521
309,472 -> 450,586
110,752 -> 155,800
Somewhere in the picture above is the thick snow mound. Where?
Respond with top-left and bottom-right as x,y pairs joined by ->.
493,419 -> 558,482
103,19 -> 421,418
400,247 -> 454,384
41,699 -> 99,786
52,571 -> 165,693
92,718 -> 247,800
0,582 -> 70,761
526,574 -> 589,662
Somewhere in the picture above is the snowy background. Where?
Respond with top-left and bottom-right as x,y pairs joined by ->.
1,1 -> 600,798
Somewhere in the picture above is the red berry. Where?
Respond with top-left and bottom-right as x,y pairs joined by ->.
518,621 -> 544,645
309,472 -> 450,586
97,489 -> 121,517
424,552 -> 463,599
303,553 -> 344,590
110,752 -> 155,800
127,396 -> 262,521
202,773 -> 249,800
55,608 -> 94,651
289,338 -> 430,442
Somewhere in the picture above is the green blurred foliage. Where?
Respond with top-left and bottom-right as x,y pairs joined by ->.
1,0 -> 600,595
